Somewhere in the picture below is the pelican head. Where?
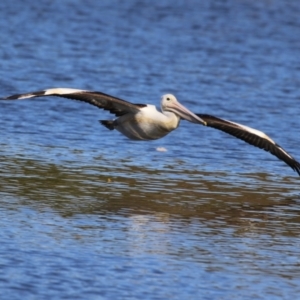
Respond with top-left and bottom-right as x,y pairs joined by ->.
161,94 -> 206,125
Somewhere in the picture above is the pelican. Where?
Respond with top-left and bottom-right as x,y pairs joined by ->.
1,88 -> 300,176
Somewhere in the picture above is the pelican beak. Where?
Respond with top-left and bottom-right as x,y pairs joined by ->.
169,101 -> 207,125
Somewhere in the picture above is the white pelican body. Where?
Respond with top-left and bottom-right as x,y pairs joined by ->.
108,96 -> 203,140
113,105 -> 180,140
1,87 -> 300,176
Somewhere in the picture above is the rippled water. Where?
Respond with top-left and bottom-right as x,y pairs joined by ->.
0,0 -> 300,299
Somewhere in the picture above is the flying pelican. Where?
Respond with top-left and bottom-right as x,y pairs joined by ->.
1,88 -> 300,176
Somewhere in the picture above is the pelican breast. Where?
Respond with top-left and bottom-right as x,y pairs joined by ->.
115,105 -> 180,140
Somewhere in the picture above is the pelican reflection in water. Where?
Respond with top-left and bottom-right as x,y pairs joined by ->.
1,88 -> 300,176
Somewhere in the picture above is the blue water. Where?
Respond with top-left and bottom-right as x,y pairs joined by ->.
0,0 -> 300,299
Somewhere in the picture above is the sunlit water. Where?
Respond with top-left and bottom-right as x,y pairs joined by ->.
0,1 -> 300,299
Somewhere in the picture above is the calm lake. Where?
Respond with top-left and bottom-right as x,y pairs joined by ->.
0,0 -> 300,299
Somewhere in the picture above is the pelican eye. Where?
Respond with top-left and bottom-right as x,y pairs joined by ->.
166,97 -> 170,101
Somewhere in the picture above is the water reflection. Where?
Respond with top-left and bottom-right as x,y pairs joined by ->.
1,155 -> 299,231
1,155 -> 300,299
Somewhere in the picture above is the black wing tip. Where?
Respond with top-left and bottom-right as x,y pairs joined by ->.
274,143 -> 300,176
2,90 -> 47,100
292,161 -> 300,176
2,93 -> 22,100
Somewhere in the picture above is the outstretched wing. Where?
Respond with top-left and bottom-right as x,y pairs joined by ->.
197,114 -> 300,176
1,88 -> 146,117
